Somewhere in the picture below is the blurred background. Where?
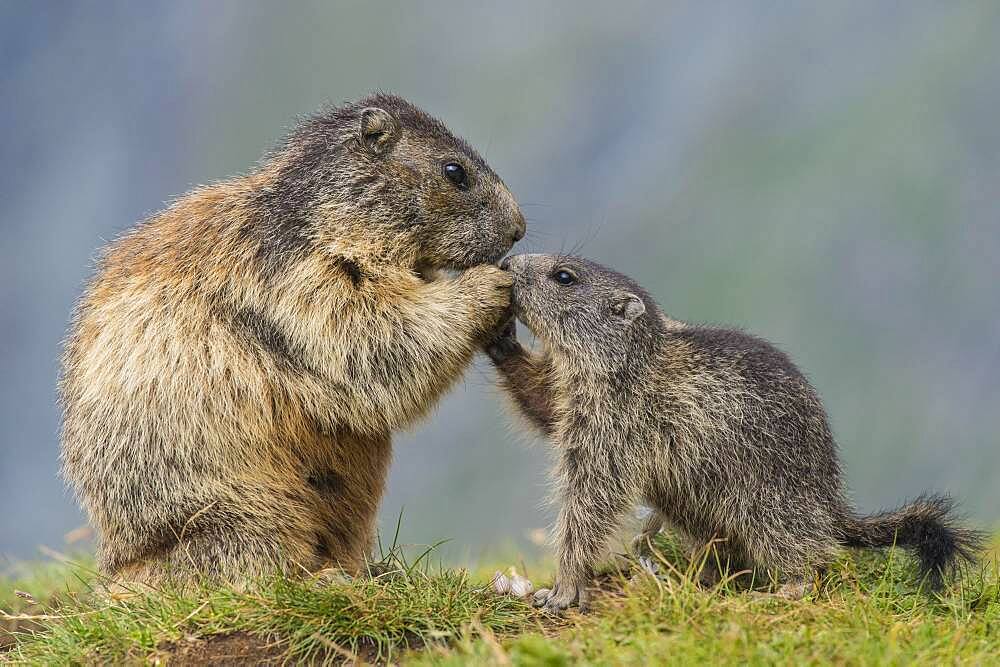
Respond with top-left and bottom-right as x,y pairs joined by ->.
2,1 -> 998,567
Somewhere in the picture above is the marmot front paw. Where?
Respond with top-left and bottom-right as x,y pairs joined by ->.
460,264 -> 513,331
532,579 -> 589,614
484,314 -> 520,363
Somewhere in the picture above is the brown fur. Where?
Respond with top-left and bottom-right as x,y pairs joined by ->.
60,94 -> 525,589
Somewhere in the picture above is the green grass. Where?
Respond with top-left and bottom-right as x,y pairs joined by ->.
3,536 -> 998,665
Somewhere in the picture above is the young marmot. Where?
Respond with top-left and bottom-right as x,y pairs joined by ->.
60,94 -> 525,588
487,254 -> 981,612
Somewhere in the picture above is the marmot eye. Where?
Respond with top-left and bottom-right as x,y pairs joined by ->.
552,269 -> 576,286
442,162 -> 469,190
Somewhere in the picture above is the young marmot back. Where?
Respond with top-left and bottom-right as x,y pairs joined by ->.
487,253 -> 981,612
60,94 -> 525,588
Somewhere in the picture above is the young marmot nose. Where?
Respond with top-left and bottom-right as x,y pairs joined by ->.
500,254 -> 532,271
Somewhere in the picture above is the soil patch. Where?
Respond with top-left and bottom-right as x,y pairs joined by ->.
156,632 -> 423,666
1,618 -> 45,654
157,632 -> 299,666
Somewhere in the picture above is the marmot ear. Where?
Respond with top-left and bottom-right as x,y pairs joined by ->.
359,107 -> 400,155
612,293 -> 645,323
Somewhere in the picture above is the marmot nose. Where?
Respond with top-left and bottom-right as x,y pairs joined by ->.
510,212 -> 526,242
500,256 -> 512,271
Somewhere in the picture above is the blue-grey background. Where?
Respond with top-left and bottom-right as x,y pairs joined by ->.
2,1 -> 998,565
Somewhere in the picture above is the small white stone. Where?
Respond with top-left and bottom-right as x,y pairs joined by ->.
509,573 -> 534,597
491,571 -> 511,595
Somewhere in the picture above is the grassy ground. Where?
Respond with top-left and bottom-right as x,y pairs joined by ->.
2,535 -> 998,665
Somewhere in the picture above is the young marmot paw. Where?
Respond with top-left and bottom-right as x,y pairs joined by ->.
532,580 -> 589,613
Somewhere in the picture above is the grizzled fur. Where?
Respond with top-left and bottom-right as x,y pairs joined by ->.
60,94 -> 525,589
487,254 -> 981,612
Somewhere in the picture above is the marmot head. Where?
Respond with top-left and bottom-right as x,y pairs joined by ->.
260,93 -> 525,271
502,254 -> 663,361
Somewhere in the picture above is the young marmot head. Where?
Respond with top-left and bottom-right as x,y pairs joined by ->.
257,93 -> 525,271
501,254 -> 663,360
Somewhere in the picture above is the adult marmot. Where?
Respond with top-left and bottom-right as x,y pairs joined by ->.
60,94 -> 525,588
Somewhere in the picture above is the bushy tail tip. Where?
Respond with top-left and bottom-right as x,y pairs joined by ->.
840,493 -> 983,589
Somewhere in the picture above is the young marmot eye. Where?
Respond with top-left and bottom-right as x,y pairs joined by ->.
442,162 -> 469,190
552,269 -> 577,286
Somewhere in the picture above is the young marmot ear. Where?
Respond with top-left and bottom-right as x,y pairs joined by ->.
359,107 -> 400,155
612,293 -> 645,324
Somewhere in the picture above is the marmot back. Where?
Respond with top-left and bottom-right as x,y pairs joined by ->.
60,94 -> 525,588
488,253 -> 981,612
